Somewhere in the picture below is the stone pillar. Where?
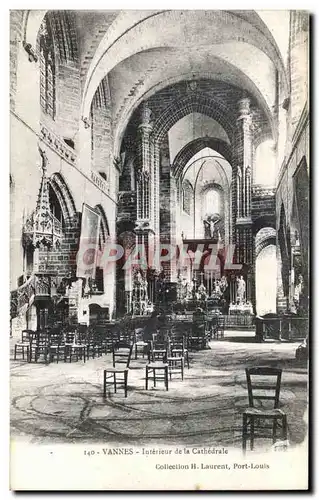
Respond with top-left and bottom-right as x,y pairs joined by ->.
159,136 -> 174,280
233,97 -> 255,306
136,103 -> 154,222
134,103 -> 155,301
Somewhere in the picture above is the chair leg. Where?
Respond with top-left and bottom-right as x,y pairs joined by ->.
181,359 -> 184,381
165,367 -> 169,391
124,371 -> 128,398
145,368 -> 148,390
250,418 -> 255,450
282,415 -> 288,441
153,368 -> 156,387
103,370 -> 107,397
272,419 -> 277,444
186,352 -> 190,369
14,345 -> 17,360
114,373 -> 117,393
242,414 -> 248,453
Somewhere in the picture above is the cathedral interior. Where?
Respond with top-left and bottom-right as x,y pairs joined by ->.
10,10 -> 309,461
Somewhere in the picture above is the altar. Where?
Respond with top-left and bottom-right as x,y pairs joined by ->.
229,302 -> 253,315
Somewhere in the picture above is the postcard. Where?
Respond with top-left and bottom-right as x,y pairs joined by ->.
10,9 -> 309,491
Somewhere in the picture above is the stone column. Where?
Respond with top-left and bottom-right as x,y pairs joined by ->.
233,97 -> 254,305
134,103 -> 155,303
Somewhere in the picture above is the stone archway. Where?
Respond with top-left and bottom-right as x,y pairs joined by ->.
255,228 -> 277,315
49,172 -> 77,223
172,137 -> 232,178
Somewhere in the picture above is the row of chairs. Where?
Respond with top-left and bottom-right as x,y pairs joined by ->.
103,339 -> 188,397
103,347 -> 289,453
13,315 -> 225,364
14,329 -> 289,451
153,317 -> 225,351
103,328 -> 192,396
13,328 -> 133,364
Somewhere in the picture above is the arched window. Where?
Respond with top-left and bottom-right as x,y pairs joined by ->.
256,244 -> 277,315
182,181 -> 193,215
49,185 -> 63,226
39,16 -> 56,119
205,188 -> 221,215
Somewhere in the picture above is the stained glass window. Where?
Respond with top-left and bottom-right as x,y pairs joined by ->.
205,188 -> 220,215
39,17 -> 56,119
182,181 -> 193,215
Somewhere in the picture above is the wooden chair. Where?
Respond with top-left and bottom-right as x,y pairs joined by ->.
64,332 -> 87,363
134,330 -> 148,360
188,326 -> 208,351
103,343 -> 133,398
28,331 -> 40,362
33,331 -> 50,363
169,337 -> 190,369
145,362 -> 169,390
86,330 -> 103,359
92,325 -> 111,355
209,316 -> 218,339
14,330 -> 32,361
149,341 -> 168,362
213,316 -> 225,340
242,367 -> 288,453
167,355 -> 184,381
103,330 -> 117,354
118,331 -> 134,349
48,331 -> 65,363
189,313 -> 208,350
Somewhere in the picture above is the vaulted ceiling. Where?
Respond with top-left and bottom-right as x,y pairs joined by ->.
20,9 -> 290,153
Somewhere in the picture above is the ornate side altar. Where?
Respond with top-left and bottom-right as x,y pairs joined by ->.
131,269 -> 153,316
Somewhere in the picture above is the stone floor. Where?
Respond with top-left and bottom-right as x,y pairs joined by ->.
10,332 -> 308,452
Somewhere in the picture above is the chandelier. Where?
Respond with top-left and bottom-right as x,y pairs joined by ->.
22,147 -> 63,249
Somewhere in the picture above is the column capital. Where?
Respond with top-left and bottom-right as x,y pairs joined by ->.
238,96 -> 250,115
138,102 -> 153,132
237,97 -> 253,127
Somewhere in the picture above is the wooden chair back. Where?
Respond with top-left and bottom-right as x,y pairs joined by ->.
245,367 -> 282,409
21,330 -> 34,343
112,343 -> 134,368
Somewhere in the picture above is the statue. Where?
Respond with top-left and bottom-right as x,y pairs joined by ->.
214,279 -> 221,296
132,268 -> 149,316
203,215 -> 221,241
293,274 -> 304,311
186,280 -> 194,300
220,276 -> 228,293
236,275 -> 246,304
203,218 -> 211,239
197,283 -> 208,301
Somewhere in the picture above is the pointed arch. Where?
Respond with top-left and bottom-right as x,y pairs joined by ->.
152,94 -> 234,143
94,204 -> 110,244
255,227 -> 276,258
48,172 -> 76,222
172,137 -> 232,179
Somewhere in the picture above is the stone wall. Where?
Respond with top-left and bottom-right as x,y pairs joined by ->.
38,214 -> 81,278
10,10 -> 24,111
276,111 -> 309,312
289,11 -> 309,132
91,79 -> 113,180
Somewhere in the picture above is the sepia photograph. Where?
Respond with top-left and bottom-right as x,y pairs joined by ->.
9,8 -> 310,490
